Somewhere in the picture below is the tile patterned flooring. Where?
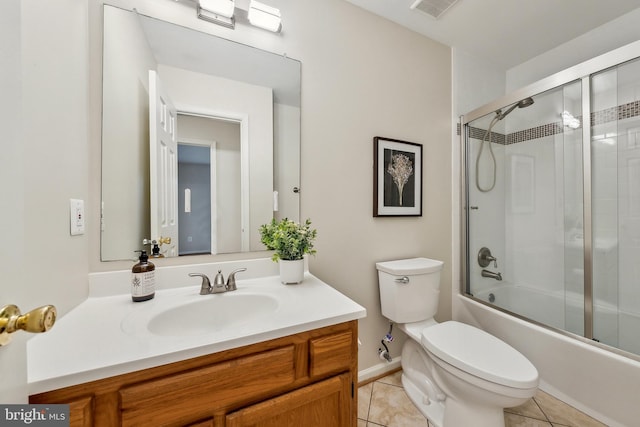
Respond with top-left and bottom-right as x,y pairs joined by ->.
358,370 -> 607,427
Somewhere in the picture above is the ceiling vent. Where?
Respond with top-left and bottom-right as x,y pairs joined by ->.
410,0 -> 459,19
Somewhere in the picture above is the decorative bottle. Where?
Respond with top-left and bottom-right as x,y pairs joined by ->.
131,250 -> 155,302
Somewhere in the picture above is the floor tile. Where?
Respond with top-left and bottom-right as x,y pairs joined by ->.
505,397 -> 548,421
359,370 -> 604,427
375,370 -> 403,387
505,412 -> 552,426
358,382 -> 373,420
533,391 -> 606,427
368,381 -> 430,427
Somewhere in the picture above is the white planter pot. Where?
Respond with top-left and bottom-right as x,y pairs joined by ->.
279,259 -> 305,284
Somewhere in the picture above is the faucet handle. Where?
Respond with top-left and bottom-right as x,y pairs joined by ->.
189,273 -> 211,295
226,268 -> 247,291
478,247 -> 498,268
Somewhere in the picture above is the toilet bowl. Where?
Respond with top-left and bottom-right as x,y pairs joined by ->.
377,258 -> 539,427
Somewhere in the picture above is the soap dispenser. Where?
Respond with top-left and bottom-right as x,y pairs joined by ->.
150,242 -> 164,258
131,250 -> 155,302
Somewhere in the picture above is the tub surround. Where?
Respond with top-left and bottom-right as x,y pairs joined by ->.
27,258 -> 366,395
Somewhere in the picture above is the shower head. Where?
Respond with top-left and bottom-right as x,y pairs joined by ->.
518,97 -> 535,108
496,97 -> 534,120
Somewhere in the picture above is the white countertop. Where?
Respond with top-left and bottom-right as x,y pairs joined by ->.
28,261 -> 366,394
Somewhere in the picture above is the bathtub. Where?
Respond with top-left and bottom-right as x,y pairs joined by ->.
473,284 -> 640,354
456,284 -> 640,427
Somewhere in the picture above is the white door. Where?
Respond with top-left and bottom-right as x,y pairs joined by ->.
149,70 -> 178,257
1,0 -> 30,403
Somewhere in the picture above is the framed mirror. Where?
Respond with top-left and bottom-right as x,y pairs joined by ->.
101,5 -> 301,261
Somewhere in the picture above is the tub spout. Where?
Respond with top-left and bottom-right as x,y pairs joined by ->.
481,269 -> 502,281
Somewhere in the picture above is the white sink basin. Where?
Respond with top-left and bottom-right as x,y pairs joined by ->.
122,291 -> 279,337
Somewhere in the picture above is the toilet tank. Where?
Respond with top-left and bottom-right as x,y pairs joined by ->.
376,257 -> 444,323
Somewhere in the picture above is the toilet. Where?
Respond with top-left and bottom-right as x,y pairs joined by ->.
376,257 -> 538,427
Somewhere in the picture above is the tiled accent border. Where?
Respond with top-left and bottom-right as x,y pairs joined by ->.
460,100 -> 640,145
468,125 -> 505,144
506,122 -> 565,145
591,100 -> 640,125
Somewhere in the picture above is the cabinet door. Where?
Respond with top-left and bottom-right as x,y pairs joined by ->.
226,373 -> 352,427
119,345 -> 296,426
309,331 -> 353,378
68,396 -> 93,427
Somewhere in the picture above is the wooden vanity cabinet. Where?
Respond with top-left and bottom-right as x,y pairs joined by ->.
30,320 -> 358,427
226,373 -> 352,427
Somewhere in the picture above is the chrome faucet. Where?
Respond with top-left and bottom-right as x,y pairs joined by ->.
189,268 -> 247,294
481,269 -> 502,281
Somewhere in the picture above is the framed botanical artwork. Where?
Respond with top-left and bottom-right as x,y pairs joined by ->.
373,136 -> 422,217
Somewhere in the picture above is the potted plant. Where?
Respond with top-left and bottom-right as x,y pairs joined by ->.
259,218 -> 317,284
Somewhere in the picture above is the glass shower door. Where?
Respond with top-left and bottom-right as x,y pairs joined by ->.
465,81 -> 585,336
591,57 -> 640,353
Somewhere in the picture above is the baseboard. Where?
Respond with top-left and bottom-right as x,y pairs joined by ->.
358,357 -> 402,385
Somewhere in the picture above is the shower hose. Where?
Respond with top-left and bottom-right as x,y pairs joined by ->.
475,114 -> 501,192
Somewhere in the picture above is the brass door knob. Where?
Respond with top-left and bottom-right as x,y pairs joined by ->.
0,304 -> 57,347
158,236 -> 171,245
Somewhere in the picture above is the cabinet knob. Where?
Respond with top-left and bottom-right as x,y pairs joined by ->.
0,304 -> 57,347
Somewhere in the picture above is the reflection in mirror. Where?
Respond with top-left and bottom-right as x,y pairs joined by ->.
177,114 -> 242,255
101,5 -> 300,261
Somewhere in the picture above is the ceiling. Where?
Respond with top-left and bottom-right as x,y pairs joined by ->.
344,0 -> 640,69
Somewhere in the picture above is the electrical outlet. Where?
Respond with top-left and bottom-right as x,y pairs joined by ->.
70,199 -> 85,236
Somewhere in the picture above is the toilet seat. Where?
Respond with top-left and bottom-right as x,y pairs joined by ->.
421,321 -> 538,389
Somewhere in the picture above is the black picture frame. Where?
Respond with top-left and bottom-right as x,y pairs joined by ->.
373,136 -> 422,217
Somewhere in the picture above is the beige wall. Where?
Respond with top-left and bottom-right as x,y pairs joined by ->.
2,0 -> 90,318
15,0 -> 452,377
289,2 -> 452,369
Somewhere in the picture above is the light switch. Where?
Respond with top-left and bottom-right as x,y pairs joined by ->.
70,199 -> 85,236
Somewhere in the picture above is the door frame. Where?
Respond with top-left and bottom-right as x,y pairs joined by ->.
176,106 -> 250,252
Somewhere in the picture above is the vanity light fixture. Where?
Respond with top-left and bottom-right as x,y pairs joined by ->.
248,0 -> 282,32
197,0 -> 235,29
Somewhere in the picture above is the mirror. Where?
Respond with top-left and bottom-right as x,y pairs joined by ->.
101,5 -> 301,261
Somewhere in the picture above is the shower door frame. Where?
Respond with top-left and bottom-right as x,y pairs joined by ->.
460,40 -> 640,358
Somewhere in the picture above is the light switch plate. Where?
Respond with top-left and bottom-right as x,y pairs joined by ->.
70,199 -> 85,236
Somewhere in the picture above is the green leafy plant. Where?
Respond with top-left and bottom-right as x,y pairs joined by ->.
259,218 -> 317,261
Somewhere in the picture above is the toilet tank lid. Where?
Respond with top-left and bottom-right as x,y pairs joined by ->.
376,257 -> 444,275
